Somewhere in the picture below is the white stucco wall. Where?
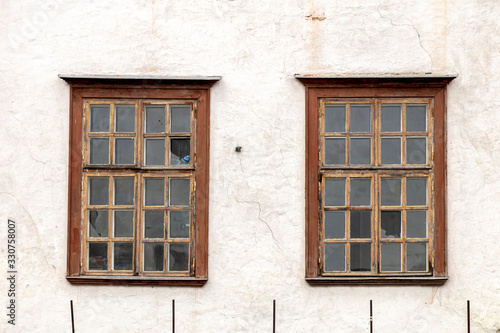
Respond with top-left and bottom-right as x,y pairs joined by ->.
0,0 -> 499,331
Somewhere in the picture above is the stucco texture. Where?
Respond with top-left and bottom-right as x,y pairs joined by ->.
0,0 -> 499,332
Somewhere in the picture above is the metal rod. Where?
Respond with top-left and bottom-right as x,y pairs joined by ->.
172,299 -> 175,333
370,300 -> 373,333
467,300 -> 470,333
273,300 -> 276,333
70,300 -> 75,333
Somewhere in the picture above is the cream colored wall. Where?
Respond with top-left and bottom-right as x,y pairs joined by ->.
0,0 -> 499,332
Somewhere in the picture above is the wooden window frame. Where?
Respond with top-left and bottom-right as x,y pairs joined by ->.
61,75 -> 220,286
296,75 -> 456,286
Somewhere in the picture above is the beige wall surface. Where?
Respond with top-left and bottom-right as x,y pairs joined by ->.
0,0 -> 499,332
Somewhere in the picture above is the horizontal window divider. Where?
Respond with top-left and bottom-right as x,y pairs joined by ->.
320,166 -> 432,170
83,166 -> 195,172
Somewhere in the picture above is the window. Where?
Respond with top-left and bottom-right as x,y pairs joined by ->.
297,75 -> 456,285
61,75 -> 220,286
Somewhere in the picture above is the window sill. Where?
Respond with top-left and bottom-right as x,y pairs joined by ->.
66,275 -> 207,287
306,276 -> 447,286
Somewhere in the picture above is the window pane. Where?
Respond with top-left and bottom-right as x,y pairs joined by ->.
325,105 -> 346,132
381,137 -> 401,164
89,177 -> 109,205
407,178 -> 427,206
170,105 -> 191,133
169,210 -> 190,238
381,243 -> 401,271
88,242 -> 107,270
325,138 -> 346,165
350,105 -> 371,133
115,138 -> 135,165
113,242 -> 133,270
90,105 -> 110,132
114,177 -> 134,206
350,243 -> 371,271
381,178 -> 401,206
406,105 -> 427,132
325,178 -> 345,206
350,138 -> 371,165
115,105 -> 135,132
324,211 -> 345,239
350,178 -> 371,206
350,211 -> 371,238
145,106 -> 165,133
381,105 -> 401,132
145,138 -> 165,166
89,138 -> 109,164
168,243 -> 189,271
169,178 -> 191,206
144,211 -> 164,238
88,210 -> 108,237
170,138 -> 190,165
324,243 -> 346,272
381,211 -> 401,238
114,210 -> 134,237
407,211 -> 427,238
407,243 -> 427,271
407,137 -> 427,164
143,243 -> 164,271
144,178 -> 164,206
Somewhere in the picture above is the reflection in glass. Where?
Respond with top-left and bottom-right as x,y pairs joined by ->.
381,243 -> 401,271
114,177 -> 134,205
407,211 -> 427,238
381,137 -> 401,164
114,210 -> 134,237
381,105 -> 401,132
144,243 -> 164,271
381,178 -> 401,206
407,137 -> 427,164
325,138 -> 346,165
169,243 -> 189,271
350,105 -> 371,133
145,138 -> 165,166
407,243 -> 427,271
115,105 -> 135,132
170,106 -> 191,133
113,242 -> 133,270
406,105 -> 427,132
169,178 -> 190,206
325,178 -> 345,206
407,178 -> 427,206
325,105 -> 346,132
90,105 -> 110,132
350,211 -> 371,238
324,243 -> 346,272
88,242 -> 107,270
89,177 -> 109,205
144,178 -> 164,206
88,210 -> 108,237
170,138 -> 190,165
144,211 -> 164,238
89,138 -> 109,164
169,211 -> 190,238
115,138 -> 134,165
145,106 -> 165,133
350,178 -> 371,206
324,211 -> 345,239
381,211 -> 401,238
350,138 -> 371,165
351,243 -> 371,271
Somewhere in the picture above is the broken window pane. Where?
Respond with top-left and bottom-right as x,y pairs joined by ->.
145,138 -> 165,166
325,105 -> 346,133
169,178 -> 190,206
90,105 -> 110,132
406,105 -> 427,132
88,210 -> 108,237
168,243 -> 189,271
381,137 -> 401,164
170,138 -> 190,165
350,211 -> 371,238
113,242 -> 133,270
381,105 -> 401,132
144,211 -> 164,238
115,105 -> 135,132
407,210 -> 427,238
350,178 -> 371,206
381,243 -> 401,271
145,105 -> 165,133
169,210 -> 190,238
350,243 -> 371,271
115,138 -> 134,165
350,105 -> 371,133
350,138 -> 371,165
114,177 -> 134,206
324,243 -> 346,272
407,137 -> 427,164
88,242 -> 107,270
407,243 -> 427,271
325,178 -> 345,206
143,243 -> 164,271
324,211 -> 345,239
381,178 -> 401,206
144,178 -> 164,206
407,178 -> 427,206
89,177 -> 109,205
89,138 -> 109,164
325,138 -> 346,165
114,210 -> 134,237
170,105 -> 191,133
381,211 -> 401,238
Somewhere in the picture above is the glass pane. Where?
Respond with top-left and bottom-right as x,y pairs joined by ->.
114,177 -> 134,205
145,106 -> 165,133
113,242 -> 133,270
407,137 -> 427,164
381,105 -> 401,132
350,178 -> 371,206
325,178 -> 345,206
407,178 -> 427,206
88,210 -> 108,237
144,211 -> 164,238
169,243 -> 189,271
350,243 -> 371,271
89,177 -> 109,205
170,105 -> 191,133
170,138 -> 190,165
89,138 -> 109,164
324,243 -> 346,272
325,138 -> 346,165
350,138 -> 371,165
90,105 -> 110,132
324,211 -> 345,239
407,211 -> 427,238
381,137 -> 401,164
350,211 -> 371,238
169,210 -> 190,238
115,138 -> 134,165
143,243 -> 164,271
407,243 -> 427,271
381,211 -> 401,238
325,105 -> 346,132
88,242 -> 107,270
144,178 -> 165,206
114,210 -> 134,237
350,105 -> 371,133
381,243 -> 401,271
169,178 -> 190,206
406,105 -> 427,132
381,178 -> 401,206
145,138 -> 165,166
115,105 -> 135,132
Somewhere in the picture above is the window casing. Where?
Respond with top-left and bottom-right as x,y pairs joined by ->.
297,75 -> 455,285
62,75 -> 219,286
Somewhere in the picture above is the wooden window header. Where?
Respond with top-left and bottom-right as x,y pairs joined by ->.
295,74 -> 457,88
59,74 -> 221,88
